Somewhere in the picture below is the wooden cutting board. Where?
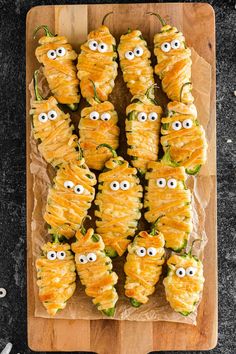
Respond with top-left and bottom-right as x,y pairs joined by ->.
26,3 -> 217,353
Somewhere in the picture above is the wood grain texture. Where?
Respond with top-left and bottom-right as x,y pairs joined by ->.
26,3 -> 217,353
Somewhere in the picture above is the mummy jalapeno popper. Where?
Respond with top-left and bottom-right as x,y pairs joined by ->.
71,227 -> 118,317
34,25 -> 80,111
79,83 -> 120,170
36,237 -> 76,316
163,242 -> 204,316
126,86 -> 163,174
124,227 -> 165,307
94,144 -> 143,257
30,71 -> 80,168
118,29 -> 155,98
44,158 -> 96,239
77,13 -> 118,104
144,158 -> 193,251
149,13 -> 194,104
161,101 -> 208,175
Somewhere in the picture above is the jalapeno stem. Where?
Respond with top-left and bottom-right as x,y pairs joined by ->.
33,70 -> 43,101
89,80 -> 101,104
96,144 -> 117,158
80,215 -> 92,236
102,11 -> 113,26
189,238 -> 202,256
145,83 -> 160,105
150,216 -> 163,235
33,24 -> 54,39
52,234 -> 60,243
180,82 -> 192,102
146,12 -> 166,27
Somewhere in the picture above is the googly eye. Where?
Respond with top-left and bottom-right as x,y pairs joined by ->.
167,178 -> 177,189
186,266 -> 196,277
88,40 -> 98,51
57,251 -> 66,260
137,112 -> 147,122
134,47 -> 143,57
64,180 -> 74,189
38,112 -> 48,123
79,255 -> 88,264
89,111 -> 99,120
161,42 -> 171,53
176,267 -> 186,278
156,178 -> 166,188
172,121 -> 182,131
183,119 -> 193,129
47,251 -> 57,260
147,247 -> 157,256
125,51 -> 135,60
110,181 -> 120,191
48,110 -> 57,121
136,247 -> 146,257
87,252 -> 97,262
47,49 -> 57,59
0,288 -> 6,298
56,47 -> 66,57
171,39 -> 180,49
148,112 -> 158,121
98,42 -> 108,53
74,184 -> 84,194
120,180 -> 130,191
101,112 -> 111,121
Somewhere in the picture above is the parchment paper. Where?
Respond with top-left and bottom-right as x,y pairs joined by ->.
29,48 -> 212,325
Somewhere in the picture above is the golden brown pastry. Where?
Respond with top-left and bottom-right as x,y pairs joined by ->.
124,228 -> 165,307
95,145 -> 143,257
118,29 -> 154,98
144,158 -> 192,251
150,13 -> 193,104
79,98 -> 120,170
34,25 -> 80,110
77,16 -> 117,104
72,227 -> 118,316
161,101 -> 208,174
163,247 -> 204,315
35,239 -> 76,316
44,159 -> 96,239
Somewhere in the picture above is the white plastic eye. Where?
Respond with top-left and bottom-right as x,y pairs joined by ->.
64,180 -> 74,189
120,180 -> 130,191
0,288 -> 6,298
101,112 -> 111,121
186,266 -> 197,277
147,247 -> 157,256
125,51 -> 135,60
74,184 -> 84,194
47,251 -> 57,260
88,40 -> 98,51
56,47 -> 66,57
47,49 -> 57,59
171,39 -> 180,49
167,178 -> 177,189
57,251 -> 66,260
134,47 -> 143,57
137,112 -> 147,122
176,267 -> 186,278
48,110 -> 57,120
98,42 -> 108,53
89,111 -> 99,120
136,247 -> 146,257
38,112 -> 48,123
156,178 -> 166,188
148,112 -> 158,121
161,42 -> 171,53
79,255 -> 88,264
183,119 -> 193,129
87,252 -> 97,262
110,181 -> 120,191
172,121 -> 182,131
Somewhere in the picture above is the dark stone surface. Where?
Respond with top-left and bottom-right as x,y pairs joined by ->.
0,0 -> 235,353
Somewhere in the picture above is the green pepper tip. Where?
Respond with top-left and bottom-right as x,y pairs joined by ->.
130,298 -> 142,308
